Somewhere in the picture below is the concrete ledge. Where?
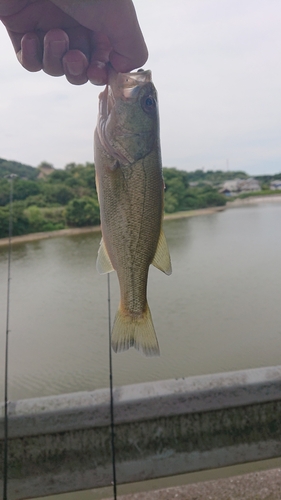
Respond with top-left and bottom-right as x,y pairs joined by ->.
0,366 -> 281,499
115,468 -> 281,500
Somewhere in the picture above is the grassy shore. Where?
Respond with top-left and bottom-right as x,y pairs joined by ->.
1,194 -> 281,247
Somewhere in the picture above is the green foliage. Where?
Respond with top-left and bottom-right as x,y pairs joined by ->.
164,191 -> 180,213
0,202 -> 30,238
0,158 -> 38,180
24,194 -> 48,207
13,179 -> 41,202
1,156 -> 280,238
0,160 -> 99,237
0,178 -> 41,206
64,162 -> 97,190
41,183 -> 75,205
24,205 -> 45,233
185,169 -> 249,184
65,196 -> 100,227
180,186 -> 225,210
24,205 -> 66,233
46,169 -> 69,183
41,206 -> 66,225
164,168 -> 190,212
163,168 -> 226,213
0,179 -> 10,206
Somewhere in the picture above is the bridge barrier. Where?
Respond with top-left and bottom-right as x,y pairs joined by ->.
1,365 -> 281,499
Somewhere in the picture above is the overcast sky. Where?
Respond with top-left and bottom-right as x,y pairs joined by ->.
0,0 -> 281,175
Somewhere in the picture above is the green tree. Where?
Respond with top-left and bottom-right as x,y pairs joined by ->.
0,158 -> 38,180
24,205 -> 66,232
164,191 -> 179,213
25,205 -> 45,233
163,167 -> 190,212
65,162 -> 97,190
0,202 -> 30,238
41,183 -> 75,205
46,169 -> 70,183
0,179 -> 10,206
65,196 -> 100,227
13,179 -> 41,201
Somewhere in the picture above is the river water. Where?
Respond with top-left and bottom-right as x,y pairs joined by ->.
0,201 -> 281,497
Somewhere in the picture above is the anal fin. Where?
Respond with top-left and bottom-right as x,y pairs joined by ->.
152,229 -> 172,275
96,238 -> 114,274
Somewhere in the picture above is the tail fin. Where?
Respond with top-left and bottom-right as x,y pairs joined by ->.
111,305 -> 160,357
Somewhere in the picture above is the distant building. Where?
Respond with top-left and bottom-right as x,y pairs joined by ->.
238,178 -> 261,192
270,180 -> 281,190
37,163 -> 55,179
220,178 -> 261,196
220,180 -> 241,195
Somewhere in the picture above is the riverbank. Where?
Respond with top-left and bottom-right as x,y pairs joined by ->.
227,193 -> 281,207
0,225 -> 101,247
0,206 -> 225,247
1,194 -> 281,247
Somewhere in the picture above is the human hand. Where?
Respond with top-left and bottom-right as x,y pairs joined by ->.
0,0 -> 148,85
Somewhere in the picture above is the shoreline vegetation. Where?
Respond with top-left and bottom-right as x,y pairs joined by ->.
1,158 -> 281,246
1,194 -> 281,247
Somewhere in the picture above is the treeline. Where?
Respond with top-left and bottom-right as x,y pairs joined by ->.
163,168 -> 226,212
0,159 -> 227,239
184,169 -> 248,185
0,162 -> 100,238
255,172 -> 281,187
0,158 -> 38,180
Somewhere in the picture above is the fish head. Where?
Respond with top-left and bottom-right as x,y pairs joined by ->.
97,68 -> 159,165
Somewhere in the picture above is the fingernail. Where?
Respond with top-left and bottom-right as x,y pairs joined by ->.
88,62 -> 107,85
50,40 -> 68,57
95,61 -> 106,70
65,60 -> 85,76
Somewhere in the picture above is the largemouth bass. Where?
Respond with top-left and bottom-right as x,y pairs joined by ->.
94,68 -> 171,356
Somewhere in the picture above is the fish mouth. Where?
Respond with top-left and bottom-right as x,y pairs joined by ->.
97,68 -> 153,164
110,67 -> 152,99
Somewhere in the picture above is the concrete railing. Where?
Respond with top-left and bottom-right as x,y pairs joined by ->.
1,365 -> 281,500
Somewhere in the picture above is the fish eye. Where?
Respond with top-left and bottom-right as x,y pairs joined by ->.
146,97 -> 154,106
141,94 -> 156,113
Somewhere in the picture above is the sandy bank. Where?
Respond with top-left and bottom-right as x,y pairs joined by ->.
1,195 -> 281,248
227,193 -> 281,207
0,225 -> 101,247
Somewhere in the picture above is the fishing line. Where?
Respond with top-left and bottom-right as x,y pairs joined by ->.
3,174 -> 16,500
107,274 -> 117,500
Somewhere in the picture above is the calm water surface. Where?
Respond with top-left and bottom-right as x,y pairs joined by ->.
1,202 -> 281,498
0,202 -> 281,401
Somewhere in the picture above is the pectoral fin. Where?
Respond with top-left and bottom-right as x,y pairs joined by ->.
152,229 -> 172,275
96,239 -> 114,274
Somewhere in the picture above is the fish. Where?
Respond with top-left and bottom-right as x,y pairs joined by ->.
94,67 -> 171,356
